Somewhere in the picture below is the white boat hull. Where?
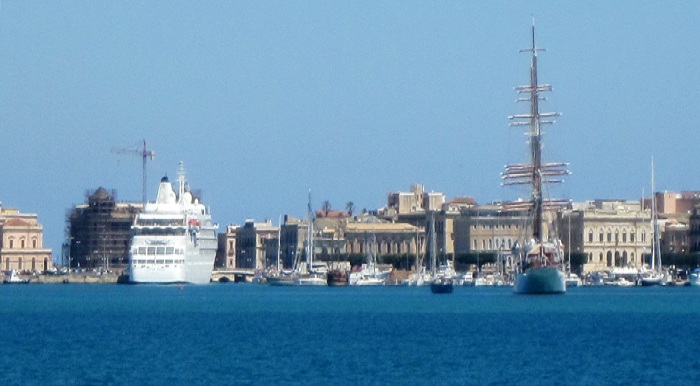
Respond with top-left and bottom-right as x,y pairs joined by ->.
296,275 -> 327,286
689,273 -> 700,287
267,274 -> 327,286
514,267 -> 566,294
565,274 -> 582,287
354,277 -> 384,286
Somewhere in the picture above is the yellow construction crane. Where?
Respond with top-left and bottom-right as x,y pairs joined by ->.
111,139 -> 156,204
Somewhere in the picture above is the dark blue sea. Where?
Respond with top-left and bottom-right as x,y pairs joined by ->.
1,284 -> 699,385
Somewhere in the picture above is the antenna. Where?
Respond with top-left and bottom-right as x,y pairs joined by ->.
111,139 -> 156,204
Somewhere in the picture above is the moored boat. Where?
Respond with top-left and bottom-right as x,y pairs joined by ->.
327,269 -> 349,286
128,162 -> 218,284
565,272 -> 582,288
641,158 -> 668,287
3,270 -> 29,284
266,191 -> 327,286
427,213 -> 453,294
430,275 -> 454,294
349,220 -> 390,286
690,269 -> 700,287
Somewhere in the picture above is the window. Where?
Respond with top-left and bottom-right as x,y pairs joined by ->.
589,231 -> 593,243
599,232 -> 603,243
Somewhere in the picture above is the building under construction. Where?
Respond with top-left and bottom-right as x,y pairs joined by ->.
66,187 -> 142,271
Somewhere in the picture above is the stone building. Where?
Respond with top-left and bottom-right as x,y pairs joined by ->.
0,205 -> 53,272
67,187 -> 142,270
453,204 -> 533,255
236,220 -> 279,270
344,219 -> 424,257
559,200 -> 651,273
687,205 -> 700,253
215,224 -> 239,269
652,191 -> 700,214
379,184 -> 464,257
662,218 -> 689,254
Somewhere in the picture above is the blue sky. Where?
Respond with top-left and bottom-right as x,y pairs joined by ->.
2,1 -> 700,255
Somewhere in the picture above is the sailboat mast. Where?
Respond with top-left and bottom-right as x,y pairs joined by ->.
651,158 -> 660,272
307,190 -> 314,271
528,24 -> 544,244
429,212 -> 437,275
277,215 -> 282,271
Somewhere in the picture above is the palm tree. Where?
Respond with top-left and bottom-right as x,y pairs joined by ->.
322,201 -> 332,217
346,201 -> 355,217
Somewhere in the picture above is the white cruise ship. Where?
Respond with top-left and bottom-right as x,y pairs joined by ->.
129,162 -> 218,284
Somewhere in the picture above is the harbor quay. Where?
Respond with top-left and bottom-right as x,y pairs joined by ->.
6,271 -> 124,284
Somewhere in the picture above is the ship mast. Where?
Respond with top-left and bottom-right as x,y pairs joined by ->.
503,21 -> 568,246
306,190 -> 314,273
651,157 -> 661,273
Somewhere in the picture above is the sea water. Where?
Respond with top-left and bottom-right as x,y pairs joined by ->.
1,284 -> 699,385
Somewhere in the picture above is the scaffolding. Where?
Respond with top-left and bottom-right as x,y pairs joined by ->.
66,187 -> 142,271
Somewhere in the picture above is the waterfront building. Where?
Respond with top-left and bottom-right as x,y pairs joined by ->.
236,220 -> 279,270
454,205 -> 525,254
344,218 -> 424,257
644,191 -> 695,254
379,184 -> 459,257
67,187 -> 142,270
313,210 -> 348,261
650,191 -> 700,214
661,217 -> 689,254
0,205 -> 53,272
559,200 -> 651,273
215,224 -> 239,269
385,184 -> 443,215
687,205 -> 700,253
453,204 -> 533,255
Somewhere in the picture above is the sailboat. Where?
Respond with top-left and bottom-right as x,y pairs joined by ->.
429,212 -> 454,294
504,22 -> 568,295
267,192 -> 327,286
349,222 -> 389,286
640,158 -> 668,286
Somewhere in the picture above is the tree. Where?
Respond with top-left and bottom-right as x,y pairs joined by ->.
322,201 -> 331,217
346,201 -> 355,217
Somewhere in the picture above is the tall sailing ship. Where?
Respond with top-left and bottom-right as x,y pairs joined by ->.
503,23 -> 569,294
128,162 -> 218,284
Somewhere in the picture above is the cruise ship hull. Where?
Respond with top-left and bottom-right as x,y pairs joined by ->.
129,252 -> 215,285
127,164 -> 218,285
514,267 -> 566,294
